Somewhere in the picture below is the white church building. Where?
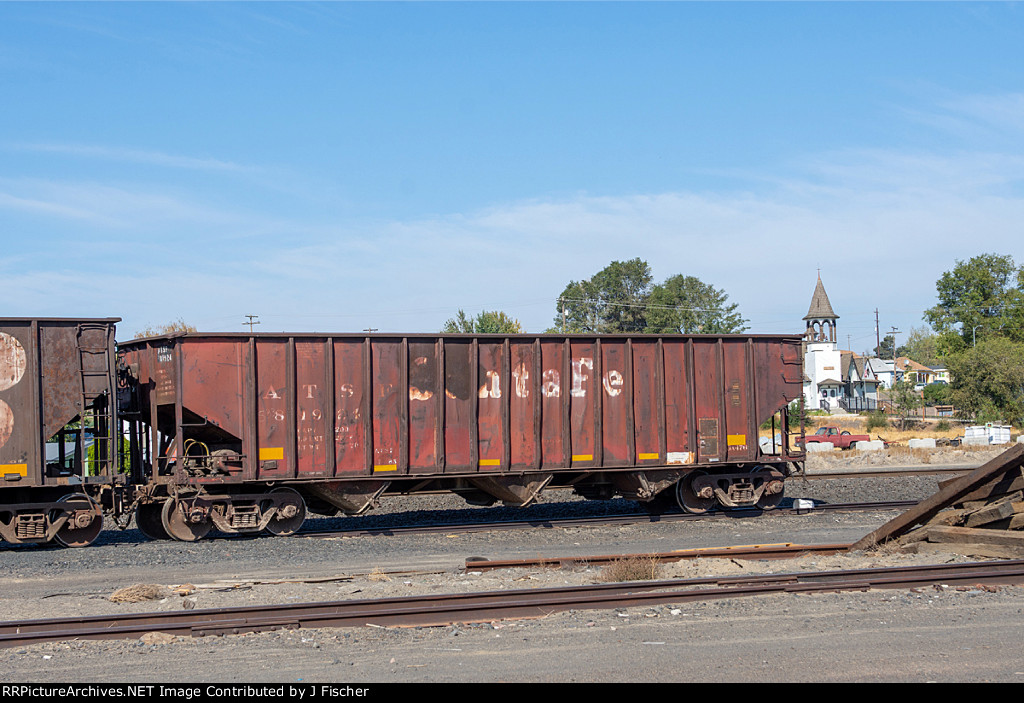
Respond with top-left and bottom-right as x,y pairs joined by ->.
802,276 -> 843,412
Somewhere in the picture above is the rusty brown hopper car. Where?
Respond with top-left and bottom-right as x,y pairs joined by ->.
118,332 -> 805,542
0,318 -> 123,546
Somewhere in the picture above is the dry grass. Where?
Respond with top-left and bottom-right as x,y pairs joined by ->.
808,416 -> 960,440
869,539 -> 910,557
802,416 -> 1016,443
109,584 -> 166,603
600,556 -> 663,583
759,417 -> 1019,454
559,558 -> 592,572
367,567 -> 391,582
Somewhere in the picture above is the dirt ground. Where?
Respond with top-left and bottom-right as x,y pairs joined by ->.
805,443 -> 1004,470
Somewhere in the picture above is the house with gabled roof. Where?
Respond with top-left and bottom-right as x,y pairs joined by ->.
864,357 -> 895,389
930,365 -> 950,384
895,356 -> 935,387
842,350 -> 880,410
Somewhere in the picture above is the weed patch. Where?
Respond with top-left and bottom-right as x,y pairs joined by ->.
600,556 -> 663,582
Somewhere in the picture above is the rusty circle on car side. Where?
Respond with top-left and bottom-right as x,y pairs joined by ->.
0,332 -> 27,392
0,399 -> 13,449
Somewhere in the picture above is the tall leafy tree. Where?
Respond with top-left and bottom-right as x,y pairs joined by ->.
897,326 -> 942,366
645,274 -> 748,334
553,259 -> 748,335
924,253 -> 1024,346
442,310 -> 523,334
888,378 -> 923,430
874,334 -> 896,360
554,258 -> 653,333
554,278 -> 602,333
946,337 -> 1024,425
922,254 -> 1024,424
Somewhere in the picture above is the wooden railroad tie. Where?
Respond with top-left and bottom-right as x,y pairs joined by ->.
851,443 -> 1024,556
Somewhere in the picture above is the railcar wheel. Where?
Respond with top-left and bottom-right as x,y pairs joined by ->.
753,467 -> 785,511
161,499 -> 212,542
675,471 -> 715,514
52,494 -> 103,548
263,487 -> 306,536
136,503 -> 171,540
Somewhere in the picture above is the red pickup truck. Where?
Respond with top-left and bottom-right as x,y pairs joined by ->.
799,426 -> 871,449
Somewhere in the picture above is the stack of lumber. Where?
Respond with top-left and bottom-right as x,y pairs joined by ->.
851,444 -> 1024,558
900,467 -> 1024,558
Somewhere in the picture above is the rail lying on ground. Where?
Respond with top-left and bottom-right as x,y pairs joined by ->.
463,542 -> 853,571
3,560 -> 1023,648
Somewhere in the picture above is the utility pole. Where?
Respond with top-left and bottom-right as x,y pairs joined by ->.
364,327 -> 378,334
875,309 -> 880,358
889,326 -> 901,362
244,315 -> 260,333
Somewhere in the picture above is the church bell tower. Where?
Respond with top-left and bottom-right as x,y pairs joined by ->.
803,274 -> 839,346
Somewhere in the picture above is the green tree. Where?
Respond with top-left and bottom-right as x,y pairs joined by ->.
924,253 -> 1024,346
554,258 -> 653,333
553,279 -> 600,333
888,379 -> 922,430
442,309 -> 523,334
645,274 -> 748,334
553,259 -> 747,335
898,326 -> 942,366
934,330 -> 968,359
874,334 -> 896,360
946,336 -> 1024,425
921,382 -> 950,407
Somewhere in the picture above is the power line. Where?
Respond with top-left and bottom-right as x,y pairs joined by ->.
557,296 -> 741,314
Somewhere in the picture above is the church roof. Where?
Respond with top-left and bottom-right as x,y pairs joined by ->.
803,275 -> 839,321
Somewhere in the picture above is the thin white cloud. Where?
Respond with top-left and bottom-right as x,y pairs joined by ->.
0,190 -> 116,224
950,93 -> 1024,134
0,178 -> 248,230
898,90 -> 1024,147
5,142 -> 252,173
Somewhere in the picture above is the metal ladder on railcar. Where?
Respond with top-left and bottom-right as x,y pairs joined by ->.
75,323 -> 116,482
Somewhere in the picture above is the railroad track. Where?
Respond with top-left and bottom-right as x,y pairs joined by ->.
800,465 -> 972,479
291,466 -> 976,539
0,466 -> 970,551
463,542 -> 854,571
0,498 -> 926,551
4,559 -> 1023,649
296,499 -> 920,539
0,467 -> 968,551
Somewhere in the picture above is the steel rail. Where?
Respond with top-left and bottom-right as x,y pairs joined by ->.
3,560 -> 1024,648
463,542 -> 855,571
800,466 -> 973,479
296,500 -> 919,539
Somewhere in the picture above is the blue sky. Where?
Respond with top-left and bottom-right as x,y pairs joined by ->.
2,2 -> 1022,353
